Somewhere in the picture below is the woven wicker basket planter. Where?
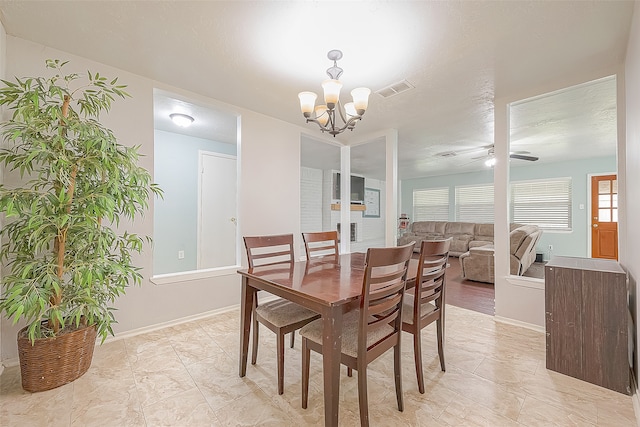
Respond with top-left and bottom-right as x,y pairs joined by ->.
17,324 -> 97,393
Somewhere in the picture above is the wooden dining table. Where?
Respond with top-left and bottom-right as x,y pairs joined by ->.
237,252 -> 418,427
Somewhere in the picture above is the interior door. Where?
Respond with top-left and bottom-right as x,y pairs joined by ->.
591,174 -> 618,260
198,151 -> 237,268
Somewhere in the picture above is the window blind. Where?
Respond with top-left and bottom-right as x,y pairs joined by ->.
412,187 -> 449,221
455,184 -> 494,222
510,178 -> 572,231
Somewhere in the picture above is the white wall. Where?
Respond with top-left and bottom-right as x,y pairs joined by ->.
623,4 -> 640,388
0,36 -> 304,362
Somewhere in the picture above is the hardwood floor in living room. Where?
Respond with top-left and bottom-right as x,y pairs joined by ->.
444,259 -> 495,315
443,258 -> 546,316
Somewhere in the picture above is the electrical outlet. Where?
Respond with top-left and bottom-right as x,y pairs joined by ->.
178,250 -> 185,259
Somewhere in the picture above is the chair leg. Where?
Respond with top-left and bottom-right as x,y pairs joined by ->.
413,330 -> 425,394
394,343 -> 404,412
251,316 -> 259,365
301,338 -> 310,409
436,318 -> 446,371
277,331 -> 285,395
290,330 -> 295,348
357,364 -> 369,427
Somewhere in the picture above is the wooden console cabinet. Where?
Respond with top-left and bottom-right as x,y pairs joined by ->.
545,256 -> 630,395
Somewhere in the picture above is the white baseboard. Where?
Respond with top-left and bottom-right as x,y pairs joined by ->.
102,304 -> 242,343
0,303 -> 247,369
2,357 -> 18,368
494,315 -> 545,333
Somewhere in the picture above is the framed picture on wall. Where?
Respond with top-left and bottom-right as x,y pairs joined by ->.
364,188 -> 380,218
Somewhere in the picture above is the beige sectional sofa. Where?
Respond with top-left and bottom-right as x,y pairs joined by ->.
397,221 -> 542,284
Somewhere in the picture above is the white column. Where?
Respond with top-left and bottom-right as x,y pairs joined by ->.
340,144 -> 351,254
385,129 -> 399,247
493,100 -> 510,317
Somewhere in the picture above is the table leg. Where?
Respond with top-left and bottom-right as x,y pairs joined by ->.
239,277 -> 255,377
322,306 -> 343,427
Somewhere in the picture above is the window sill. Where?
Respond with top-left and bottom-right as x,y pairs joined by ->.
505,274 -> 544,290
151,265 -> 240,285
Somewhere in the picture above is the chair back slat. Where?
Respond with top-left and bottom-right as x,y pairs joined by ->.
359,242 -> 415,357
243,234 -> 294,268
413,238 -> 451,318
302,231 -> 339,260
419,289 -> 441,306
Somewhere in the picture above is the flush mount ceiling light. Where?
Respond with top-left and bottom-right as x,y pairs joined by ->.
298,50 -> 371,137
169,113 -> 194,127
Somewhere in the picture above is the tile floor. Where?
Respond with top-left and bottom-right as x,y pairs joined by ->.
0,305 -> 636,426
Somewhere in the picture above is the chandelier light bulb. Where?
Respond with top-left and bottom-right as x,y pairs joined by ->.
298,92 -> 317,117
322,79 -> 342,109
315,105 -> 329,126
344,102 -> 357,119
351,87 -> 371,115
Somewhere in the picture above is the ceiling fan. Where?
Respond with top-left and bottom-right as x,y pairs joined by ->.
436,144 -> 539,165
472,145 -> 539,163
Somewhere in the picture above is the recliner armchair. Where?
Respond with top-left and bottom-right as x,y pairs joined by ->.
459,225 -> 542,283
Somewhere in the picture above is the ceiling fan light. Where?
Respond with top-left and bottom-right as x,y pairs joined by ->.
169,113 -> 194,127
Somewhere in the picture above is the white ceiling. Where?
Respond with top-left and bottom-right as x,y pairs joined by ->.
0,1 -> 630,180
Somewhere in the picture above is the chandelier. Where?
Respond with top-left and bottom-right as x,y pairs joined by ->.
298,50 -> 371,137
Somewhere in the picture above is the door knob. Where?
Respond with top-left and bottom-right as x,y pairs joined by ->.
593,224 -> 598,228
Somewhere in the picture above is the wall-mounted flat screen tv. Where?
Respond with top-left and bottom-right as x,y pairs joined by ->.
333,173 -> 365,204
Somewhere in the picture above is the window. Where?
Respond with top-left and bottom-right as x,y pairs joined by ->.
510,178 -> 572,231
413,187 -> 449,221
455,184 -> 494,222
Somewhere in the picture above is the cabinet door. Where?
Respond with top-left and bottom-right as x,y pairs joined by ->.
582,270 -> 629,394
545,266 -> 583,378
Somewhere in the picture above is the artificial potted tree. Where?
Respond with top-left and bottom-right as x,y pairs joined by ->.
0,59 -> 161,392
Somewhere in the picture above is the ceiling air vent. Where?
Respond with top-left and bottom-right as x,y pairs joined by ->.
375,79 -> 414,98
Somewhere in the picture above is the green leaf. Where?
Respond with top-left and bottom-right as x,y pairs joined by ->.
0,59 -> 161,340
12,305 -> 25,324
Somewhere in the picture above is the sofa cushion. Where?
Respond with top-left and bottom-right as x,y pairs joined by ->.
444,222 -> 475,254
423,232 -> 444,240
411,221 -> 446,235
460,245 -> 495,283
469,240 -> 493,249
474,223 -> 494,242
444,222 -> 476,236
448,236 -> 473,254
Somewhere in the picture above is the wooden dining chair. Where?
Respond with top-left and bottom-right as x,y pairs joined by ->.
300,242 -> 415,426
243,234 -> 320,395
302,230 -> 339,260
402,238 -> 451,394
